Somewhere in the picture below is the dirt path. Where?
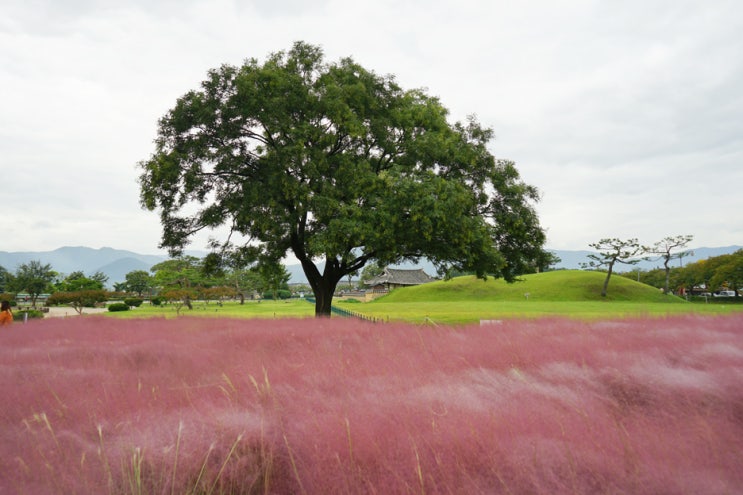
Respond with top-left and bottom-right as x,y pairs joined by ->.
43,307 -> 109,318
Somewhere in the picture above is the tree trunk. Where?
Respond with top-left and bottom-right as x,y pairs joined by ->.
299,257 -> 342,317
663,257 -> 671,294
601,262 -> 615,297
313,285 -> 334,317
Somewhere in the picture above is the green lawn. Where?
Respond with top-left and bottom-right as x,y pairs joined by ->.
337,299 -> 741,325
337,271 -> 743,324
100,271 -> 743,324
104,298 -> 315,319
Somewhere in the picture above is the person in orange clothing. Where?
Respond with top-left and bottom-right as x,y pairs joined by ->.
0,300 -> 13,326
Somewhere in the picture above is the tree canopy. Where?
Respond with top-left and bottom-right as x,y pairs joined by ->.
47,290 -> 107,315
122,270 -> 153,297
0,265 -> 10,293
582,238 -> 643,297
8,260 -> 56,307
54,271 -> 108,292
139,42 -> 547,316
645,234 -> 694,294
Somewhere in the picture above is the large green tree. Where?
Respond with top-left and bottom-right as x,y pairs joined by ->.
55,271 -> 107,292
123,270 -> 153,297
9,260 -> 56,307
139,42 -> 547,316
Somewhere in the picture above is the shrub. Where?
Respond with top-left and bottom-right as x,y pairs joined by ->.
262,289 -> 292,300
150,297 -> 162,306
107,302 -> 130,312
123,298 -> 144,308
14,309 -> 44,320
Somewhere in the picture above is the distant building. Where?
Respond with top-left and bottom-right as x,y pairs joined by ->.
366,268 -> 436,291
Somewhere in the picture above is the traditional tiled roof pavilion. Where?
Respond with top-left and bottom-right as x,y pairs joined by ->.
366,268 -> 436,290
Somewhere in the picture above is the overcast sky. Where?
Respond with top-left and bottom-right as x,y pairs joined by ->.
2,0 -> 741,257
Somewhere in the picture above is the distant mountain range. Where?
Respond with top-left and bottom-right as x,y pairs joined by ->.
0,247 -> 166,287
0,245 -> 740,288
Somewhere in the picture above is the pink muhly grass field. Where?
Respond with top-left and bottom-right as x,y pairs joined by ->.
1,314 -> 742,494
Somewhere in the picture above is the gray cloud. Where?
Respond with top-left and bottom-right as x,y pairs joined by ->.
1,0 -> 741,254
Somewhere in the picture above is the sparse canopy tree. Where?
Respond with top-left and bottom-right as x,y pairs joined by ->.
9,260 -> 56,307
139,42 -> 547,316
645,234 -> 694,294
582,238 -> 644,297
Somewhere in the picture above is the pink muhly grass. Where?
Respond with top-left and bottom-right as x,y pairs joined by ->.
0,313 -> 741,494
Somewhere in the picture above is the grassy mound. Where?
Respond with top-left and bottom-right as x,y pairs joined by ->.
375,270 -> 686,303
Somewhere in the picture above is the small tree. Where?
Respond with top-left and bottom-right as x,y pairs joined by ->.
360,262 -> 385,286
123,270 -> 153,297
160,288 -> 197,315
229,268 -> 261,304
47,290 -> 107,315
257,261 -> 291,302
645,235 -> 694,294
201,286 -> 235,304
9,260 -> 56,307
582,238 -> 644,297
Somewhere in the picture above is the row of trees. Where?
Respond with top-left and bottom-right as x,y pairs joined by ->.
0,261 -> 108,307
584,235 -> 742,298
0,256 -> 295,314
582,235 -> 695,297
621,249 -> 743,298
116,256 -> 293,307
